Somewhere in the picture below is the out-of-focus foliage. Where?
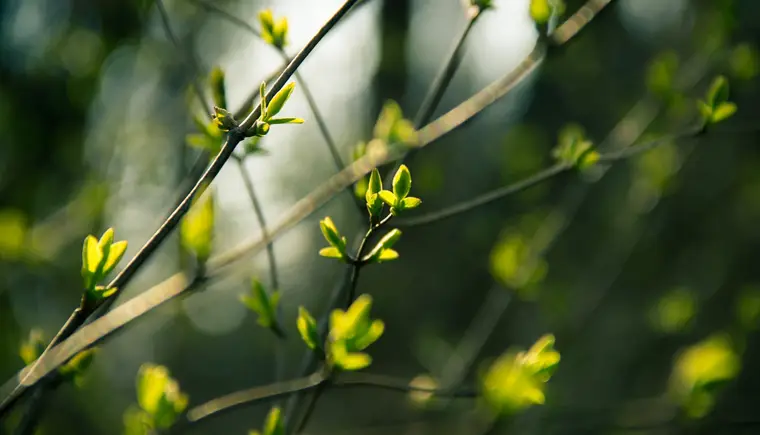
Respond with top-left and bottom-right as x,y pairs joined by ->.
125,364 -> 188,433
327,294 -> 385,371
480,334 -> 560,417
668,334 -> 740,419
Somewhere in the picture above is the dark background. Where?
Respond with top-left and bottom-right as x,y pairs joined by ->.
2,0 -> 760,433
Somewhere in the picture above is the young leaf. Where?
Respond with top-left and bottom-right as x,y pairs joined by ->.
706,75 -> 729,107
364,229 -> 402,263
378,190 -> 397,207
209,66 -> 227,109
392,165 -> 412,200
377,249 -> 399,262
266,82 -> 296,119
240,279 -> 279,329
319,246 -> 343,260
400,197 -> 422,211
297,307 -> 321,351
19,329 -> 46,365
180,190 -> 215,264
267,117 -> 304,125
262,406 -> 284,435
102,240 -> 128,277
212,106 -> 236,131
319,217 -> 344,250
711,102 -> 737,123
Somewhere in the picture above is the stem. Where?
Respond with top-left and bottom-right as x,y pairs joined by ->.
383,9 -> 482,186
181,372 -> 325,428
234,156 -> 279,291
0,0 -> 360,418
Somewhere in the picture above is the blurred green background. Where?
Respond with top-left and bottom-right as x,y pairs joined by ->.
2,0 -> 760,433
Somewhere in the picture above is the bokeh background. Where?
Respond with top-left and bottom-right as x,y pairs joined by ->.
2,0 -> 760,433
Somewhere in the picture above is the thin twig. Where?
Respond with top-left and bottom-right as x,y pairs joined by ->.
233,155 -> 279,291
155,0 -> 212,116
383,7 -> 483,187
0,0 -> 612,412
0,1 -> 361,417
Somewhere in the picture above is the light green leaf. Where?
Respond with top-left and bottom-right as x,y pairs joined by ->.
297,307 -> 321,351
378,190 -> 396,207
373,100 -> 403,142
137,364 -> 170,416
353,319 -> 384,351
400,197 -> 422,210
180,190 -> 215,264
102,240 -> 128,277
319,246 -> 343,260
262,406 -> 284,435
711,102 -> 737,123
392,165 -> 412,200
209,66 -> 227,109
319,217 -> 344,251
240,279 -> 279,329
267,117 -> 304,125
377,249 -> 399,262
19,329 -> 46,366
266,82 -> 296,118
706,75 -> 729,106
82,234 -> 102,283
365,229 -> 402,262
336,350 -> 372,371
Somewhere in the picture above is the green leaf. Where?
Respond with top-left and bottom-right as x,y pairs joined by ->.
82,234 -> 101,289
59,348 -> 98,387
240,279 -> 279,329
319,217 -> 344,251
180,190 -> 215,264
365,169 -> 384,217
365,229 -> 402,263
711,102 -> 737,123
297,307 -> 321,351
697,100 -> 713,123
373,100 -> 404,142
377,249 -> 399,262
331,340 -> 372,371
706,75 -> 729,106
400,197 -> 422,210
137,364 -> 170,416
19,329 -> 46,365
266,82 -> 296,119
378,190 -> 396,207
392,165 -> 412,200
208,66 -> 227,109
273,17 -> 289,48
123,406 -> 153,435
102,240 -> 128,277
262,406 -> 284,435
319,246 -> 344,260
258,9 -> 274,32
135,363 -> 187,429
267,117 -> 304,125
352,319 -> 384,350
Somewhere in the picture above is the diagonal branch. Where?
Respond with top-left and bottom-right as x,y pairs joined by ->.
0,0 -> 612,412
0,0 -> 362,417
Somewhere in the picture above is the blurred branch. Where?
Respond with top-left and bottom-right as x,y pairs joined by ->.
174,370 -> 476,433
394,126 -> 710,227
156,0 -> 212,116
233,155 -> 279,291
0,0 -> 362,418
0,0 -> 611,414
383,4 -> 484,187
180,372 -> 326,429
